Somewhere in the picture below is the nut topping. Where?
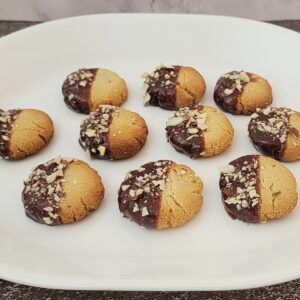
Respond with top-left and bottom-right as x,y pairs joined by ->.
62,68 -> 97,114
220,155 -> 260,223
166,104 -> 207,158
79,105 -> 116,159
221,71 -> 253,93
214,71 -> 255,114
218,165 -> 235,174
66,69 -> 94,91
248,106 -> 297,159
118,160 -> 173,228
22,157 -> 76,225
142,64 -> 180,109
0,109 -> 21,159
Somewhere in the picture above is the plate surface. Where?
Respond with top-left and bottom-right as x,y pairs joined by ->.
0,14 -> 300,291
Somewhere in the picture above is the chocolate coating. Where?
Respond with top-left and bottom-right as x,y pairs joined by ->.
62,68 -> 97,114
166,104 -> 205,158
118,160 -> 173,228
22,157 -> 71,225
214,71 -> 253,114
248,107 -> 297,160
219,155 -> 260,223
144,66 -> 180,110
0,109 -> 21,159
79,105 -> 115,159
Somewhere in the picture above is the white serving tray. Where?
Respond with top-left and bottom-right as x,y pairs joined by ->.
0,14 -> 300,291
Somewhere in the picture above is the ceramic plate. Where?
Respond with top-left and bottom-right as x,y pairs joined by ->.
0,14 -> 300,290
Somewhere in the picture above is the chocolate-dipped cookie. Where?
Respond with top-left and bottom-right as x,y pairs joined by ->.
0,108 -> 54,160
118,160 -> 203,229
79,105 -> 148,160
249,106 -> 300,161
166,104 -> 234,158
62,68 -> 128,114
142,64 -> 206,110
22,157 -> 104,225
214,71 -> 272,115
219,155 -> 297,223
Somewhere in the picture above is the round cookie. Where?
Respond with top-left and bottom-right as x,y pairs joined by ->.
248,106 -> 300,161
0,108 -> 54,160
142,64 -> 206,110
79,105 -> 148,160
62,68 -> 128,114
166,104 -> 234,158
219,155 -> 297,223
22,157 -> 104,225
214,71 -> 272,115
118,160 -> 203,229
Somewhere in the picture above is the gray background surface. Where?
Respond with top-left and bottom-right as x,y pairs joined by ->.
1,0 -> 300,21
0,19 -> 300,299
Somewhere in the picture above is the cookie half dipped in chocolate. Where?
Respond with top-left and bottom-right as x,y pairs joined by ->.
0,108 -> 54,160
22,157 -> 104,225
166,104 -> 234,158
118,160 -> 203,229
219,155 -> 297,223
214,71 -> 272,115
62,68 -> 128,114
142,64 -> 206,110
79,105 -> 148,160
248,106 -> 300,161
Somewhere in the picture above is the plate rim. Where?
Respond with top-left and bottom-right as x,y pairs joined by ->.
1,261 -> 299,291
1,13 -> 299,43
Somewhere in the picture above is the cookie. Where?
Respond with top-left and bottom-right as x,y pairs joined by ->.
0,108 -> 54,160
219,155 -> 297,223
248,106 -> 300,161
118,160 -> 203,229
79,105 -> 148,160
142,64 -> 206,110
214,71 -> 272,115
22,157 -> 104,225
62,68 -> 128,114
166,104 -> 234,158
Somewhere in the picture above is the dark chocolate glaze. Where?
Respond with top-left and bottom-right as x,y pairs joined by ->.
145,66 -> 180,110
219,155 -> 260,223
0,109 -> 21,159
22,157 -> 71,225
214,71 -> 253,114
118,160 -> 173,228
62,68 -> 97,114
79,105 -> 116,159
166,104 -> 205,158
248,107 -> 298,160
